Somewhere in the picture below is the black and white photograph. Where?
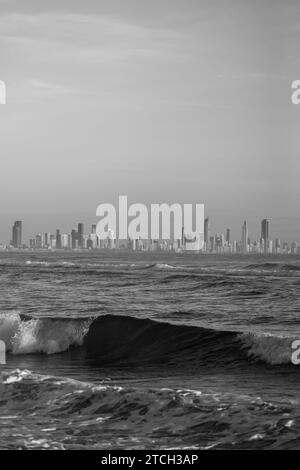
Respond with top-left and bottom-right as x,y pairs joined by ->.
0,0 -> 300,455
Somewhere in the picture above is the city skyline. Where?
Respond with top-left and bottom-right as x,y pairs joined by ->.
3,215 -> 300,255
0,207 -> 299,246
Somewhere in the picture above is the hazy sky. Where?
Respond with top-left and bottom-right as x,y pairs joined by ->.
0,0 -> 299,242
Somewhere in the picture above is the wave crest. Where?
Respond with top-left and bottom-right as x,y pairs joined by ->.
0,313 -> 298,367
0,313 -> 91,355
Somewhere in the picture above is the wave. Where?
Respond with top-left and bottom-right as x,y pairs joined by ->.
244,262 -> 300,273
22,261 -> 178,271
1,368 -> 296,449
0,313 -> 298,368
154,263 -> 177,270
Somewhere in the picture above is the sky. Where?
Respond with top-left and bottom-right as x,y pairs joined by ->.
0,0 -> 300,243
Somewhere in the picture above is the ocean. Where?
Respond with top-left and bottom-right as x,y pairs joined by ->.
0,251 -> 299,450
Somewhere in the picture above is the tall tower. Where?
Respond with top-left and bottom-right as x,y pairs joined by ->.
261,219 -> 270,254
204,218 -> 210,251
78,223 -> 84,248
12,221 -> 22,248
242,220 -> 248,253
71,229 -> 77,249
56,229 -> 62,249
226,228 -> 230,244
181,225 -> 185,249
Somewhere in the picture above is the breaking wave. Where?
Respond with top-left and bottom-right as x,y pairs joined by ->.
0,312 -> 298,367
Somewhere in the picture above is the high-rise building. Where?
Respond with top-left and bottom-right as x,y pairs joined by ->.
35,234 -> 42,249
56,229 -> 62,249
226,228 -> 230,244
50,234 -> 56,249
12,221 -> 22,248
181,226 -> 185,249
291,242 -> 298,255
204,218 -> 210,247
61,234 -> 69,249
71,229 -> 77,249
261,219 -> 270,253
220,233 -> 225,248
78,223 -> 84,248
242,220 -> 248,253
215,234 -> 221,252
44,232 -> 51,248
29,238 -> 36,249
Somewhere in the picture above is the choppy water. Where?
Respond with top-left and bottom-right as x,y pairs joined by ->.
0,251 -> 300,449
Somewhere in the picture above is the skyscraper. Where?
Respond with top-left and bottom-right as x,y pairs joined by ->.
78,223 -> 84,248
226,228 -> 230,244
44,232 -> 51,248
242,220 -> 248,253
35,234 -> 42,249
71,229 -> 77,249
56,229 -> 62,249
261,219 -> 270,254
12,221 -> 22,248
61,234 -> 69,249
204,218 -> 210,251
275,238 -> 281,254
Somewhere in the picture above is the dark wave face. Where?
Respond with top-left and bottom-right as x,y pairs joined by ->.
0,252 -> 300,449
